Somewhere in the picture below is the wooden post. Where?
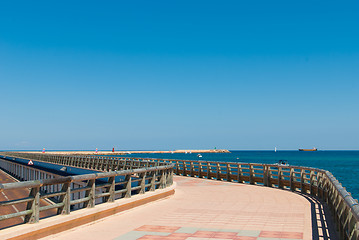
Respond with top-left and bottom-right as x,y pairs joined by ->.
333,190 -> 340,229
268,166 -> 272,187
138,173 -> 146,194
167,168 -> 173,186
87,157 -> 91,169
165,169 -> 170,187
226,164 -> 231,182
101,158 -> 105,171
310,170 -> 314,195
263,165 -> 268,186
337,201 -> 344,238
103,158 -> 108,171
150,171 -> 156,191
125,175 -> 132,198
85,179 -> 95,208
79,157 -> 84,168
190,161 -> 194,177
24,186 -> 40,223
290,168 -> 294,191
207,162 -> 210,179
94,158 -> 98,170
89,157 -> 93,169
175,161 -> 179,175
324,177 -> 329,205
278,166 -> 282,189
83,157 -> 87,168
342,209 -> 351,238
216,163 -> 220,180
183,161 -> 187,176
57,182 -> 71,214
301,169 -> 305,193
115,159 -> 120,170
237,164 -> 242,183
129,160 -> 134,170
349,221 -> 359,240
88,158 -> 92,169
159,170 -> 166,189
317,172 -> 322,198
110,158 -> 115,171
107,176 -> 115,202
249,164 -> 254,185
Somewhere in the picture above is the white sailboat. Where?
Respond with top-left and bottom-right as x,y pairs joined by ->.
275,147 -> 277,152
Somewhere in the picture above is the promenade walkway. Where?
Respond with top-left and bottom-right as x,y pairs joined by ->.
40,176 -> 337,240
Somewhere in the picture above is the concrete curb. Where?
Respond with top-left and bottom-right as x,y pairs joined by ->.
0,183 -> 176,240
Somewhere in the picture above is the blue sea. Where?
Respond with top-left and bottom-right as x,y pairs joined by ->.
121,150 -> 359,200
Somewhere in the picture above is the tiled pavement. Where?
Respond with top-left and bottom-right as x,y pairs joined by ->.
115,225 -> 303,239
41,176 -> 338,240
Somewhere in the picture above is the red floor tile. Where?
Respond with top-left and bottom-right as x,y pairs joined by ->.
280,231 -> 303,239
234,236 -> 257,240
259,231 -> 282,238
164,233 -> 193,240
258,230 -> 303,239
192,231 -> 217,238
135,225 -> 180,233
212,232 -> 238,238
138,235 -> 166,240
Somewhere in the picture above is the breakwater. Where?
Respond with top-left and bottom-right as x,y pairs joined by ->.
1,152 -> 358,239
20,149 -> 230,155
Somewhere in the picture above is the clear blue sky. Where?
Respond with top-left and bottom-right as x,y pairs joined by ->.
1,1 -> 358,150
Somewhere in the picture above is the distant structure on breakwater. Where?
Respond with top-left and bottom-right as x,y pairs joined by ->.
23,149 -> 231,155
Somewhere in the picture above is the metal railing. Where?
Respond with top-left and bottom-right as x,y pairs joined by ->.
0,156 -> 61,182
1,152 -> 162,172
1,152 -> 358,239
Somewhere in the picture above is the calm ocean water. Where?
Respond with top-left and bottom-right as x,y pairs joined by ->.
121,150 -> 359,200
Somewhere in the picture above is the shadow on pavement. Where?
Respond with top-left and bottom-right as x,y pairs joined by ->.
300,193 -> 339,240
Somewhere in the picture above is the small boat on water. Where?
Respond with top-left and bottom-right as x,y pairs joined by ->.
197,154 -> 202,158
274,160 -> 289,166
299,148 -> 317,151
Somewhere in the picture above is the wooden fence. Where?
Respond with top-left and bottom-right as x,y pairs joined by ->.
0,154 -> 173,226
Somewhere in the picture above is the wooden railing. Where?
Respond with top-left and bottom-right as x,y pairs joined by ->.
0,155 -> 173,226
147,158 -> 359,240
0,152 -> 358,239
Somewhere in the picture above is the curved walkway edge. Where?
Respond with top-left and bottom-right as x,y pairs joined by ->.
0,184 -> 176,240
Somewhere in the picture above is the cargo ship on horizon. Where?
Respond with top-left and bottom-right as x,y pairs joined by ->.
298,148 -> 317,151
